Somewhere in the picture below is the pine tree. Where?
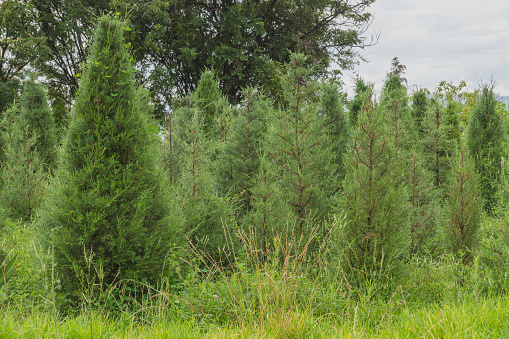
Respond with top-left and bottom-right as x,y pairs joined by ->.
243,155 -> 292,258
0,102 -> 20,168
447,148 -> 481,264
411,89 -> 429,135
18,77 -> 57,170
405,151 -> 439,254
445,101 -> 461,144
1,127 -> 48,222
380,74 -> 415,165
265,53 -> 335,234
192,69 -> 222,135
421,100 -> 456,191
214,87 -> 271,215
319,82 -> 349,186
173,100 -> 233,262
39,16 -> 176,303
347,78 -> 369,125
161,110 -> 184,184
467,85 -> 506,212
341,90 -> 409,270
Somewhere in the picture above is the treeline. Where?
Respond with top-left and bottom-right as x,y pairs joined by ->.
1,16 -> 509,311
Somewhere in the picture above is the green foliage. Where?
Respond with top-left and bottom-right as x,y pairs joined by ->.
421,100 -> 456,190
139,0 -> 377,107
341,91 -> 410,272
214,88 -> 271,215
17,77 -> 57,169
1,251 -> 17,297
172,100 -> 234,263
192,69 -> 222,135
446,149 -> 482,264
467,85 -> 506,212
0,0 -> 41,112
319,82 -> 349,186
242,155 -> 293,255
264,53 -> 336,234
406,152 -> 439,254
39,16 -> 177,306
380,74 -> 414,163
1,128 -> 48,222
0,80 -> 20,113
348,78 -> 370,125
411,89 -> 429,134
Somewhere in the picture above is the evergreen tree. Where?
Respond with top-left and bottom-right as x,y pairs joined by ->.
380,74 -> 414,164
467,85 -> 506,212
192,69 -> 222,135
347,78 -> 369,125
319,82 -> 349,187
447,148 -> 481,264
406,151 -> 439,254
214,88 -> 271,215
243,155 -> 292,258
173,100 -> 233,262
0,102 -> 20,168
39,16 -> 176,304
445,101 -> 461,144
421,100 -> 456,190
17,77 -> 57,170
1,127 -> 48,222
411,89 -> 429,135
341,90 -> 409,270
265,53 -> 336,234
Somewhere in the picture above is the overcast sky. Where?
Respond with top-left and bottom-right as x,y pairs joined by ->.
344,0 -> 509,98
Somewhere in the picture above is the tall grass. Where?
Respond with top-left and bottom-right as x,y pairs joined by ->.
2,216 -> 509,337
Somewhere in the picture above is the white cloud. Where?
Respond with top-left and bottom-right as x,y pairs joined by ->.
344,0 -> 509,97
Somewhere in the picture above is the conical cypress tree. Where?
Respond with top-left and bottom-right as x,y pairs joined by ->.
467,85 -> 506,212
341,90 -> 410,271
17,77 -> 57,170
411,89 -> 429,135
39,16 -> 176,304
319,82 -> 349,187
347,78 -> 369,125
447,148 -> 481,264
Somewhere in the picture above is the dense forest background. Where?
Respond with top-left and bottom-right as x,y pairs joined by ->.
2,1 -> 509,337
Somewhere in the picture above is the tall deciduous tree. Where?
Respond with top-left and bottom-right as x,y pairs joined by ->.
0,0 -> 41,112
39,16 -> 176,304
467,85 -> 506,212
3,0 -> 377,120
